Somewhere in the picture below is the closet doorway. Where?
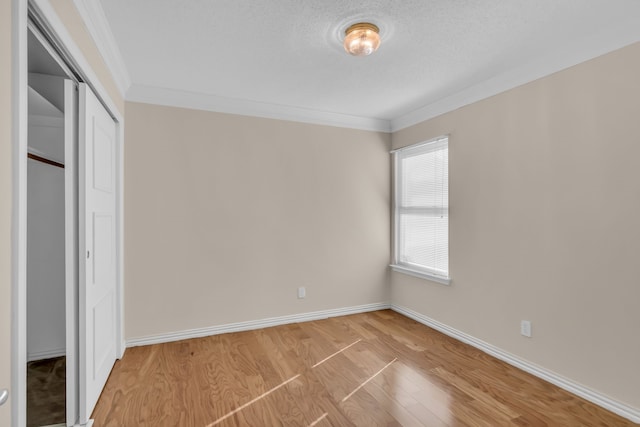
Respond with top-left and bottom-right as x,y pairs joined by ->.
16,3 -> 124,425
26,25 -> 76,427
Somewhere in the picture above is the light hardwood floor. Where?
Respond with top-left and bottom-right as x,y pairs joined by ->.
92,310 -> 634,426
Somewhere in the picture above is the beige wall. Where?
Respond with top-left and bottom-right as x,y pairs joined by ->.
1,0 -> 13,424
391,42 -> 640,408
124,102 -> 391,339
49,0 -> 124,115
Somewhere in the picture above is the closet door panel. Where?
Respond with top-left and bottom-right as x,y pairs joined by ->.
78,83 -> 118,423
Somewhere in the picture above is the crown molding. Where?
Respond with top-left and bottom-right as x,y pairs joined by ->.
391,27 -> 640,132
126,84 -> 392,132
72,0 -> 131,97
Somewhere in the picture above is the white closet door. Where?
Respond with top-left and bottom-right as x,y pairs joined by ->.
78,83 -> 117,422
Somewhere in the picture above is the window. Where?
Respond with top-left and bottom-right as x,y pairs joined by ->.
391,136 -> 450,285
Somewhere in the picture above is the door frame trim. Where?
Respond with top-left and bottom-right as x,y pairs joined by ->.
11,1 -> 29,426
64,78 -> 79,427
12,0 -> 125,425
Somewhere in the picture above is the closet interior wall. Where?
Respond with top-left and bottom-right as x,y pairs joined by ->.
26,76 -> 65,362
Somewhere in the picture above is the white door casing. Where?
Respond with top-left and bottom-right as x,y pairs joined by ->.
78,83 -> 117,422
64,78 -> 80,427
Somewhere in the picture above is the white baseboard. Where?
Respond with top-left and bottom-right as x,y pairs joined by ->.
391,304 -> 640,424
126,302 -> 391,348
27,347 -> 65,362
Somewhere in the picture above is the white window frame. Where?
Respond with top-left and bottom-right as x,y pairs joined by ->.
391,136 -> 451,285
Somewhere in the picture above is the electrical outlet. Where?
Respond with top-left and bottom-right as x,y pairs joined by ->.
520,320 -> 532,337
297,287 -> 306,299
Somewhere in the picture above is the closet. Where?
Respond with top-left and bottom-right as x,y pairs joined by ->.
26,28 -> 69,427
21,8 -> 122,425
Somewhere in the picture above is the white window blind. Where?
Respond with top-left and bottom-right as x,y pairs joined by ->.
393,137 -> 449,281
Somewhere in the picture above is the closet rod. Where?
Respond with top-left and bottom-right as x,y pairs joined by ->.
28,152 -> 64,169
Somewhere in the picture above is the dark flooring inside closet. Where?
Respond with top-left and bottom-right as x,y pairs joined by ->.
27,356 -> 65,427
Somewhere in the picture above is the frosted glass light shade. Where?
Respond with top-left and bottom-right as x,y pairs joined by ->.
344,23 -> 380,56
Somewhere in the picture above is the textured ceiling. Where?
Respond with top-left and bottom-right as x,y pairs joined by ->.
99,0 -> 640,127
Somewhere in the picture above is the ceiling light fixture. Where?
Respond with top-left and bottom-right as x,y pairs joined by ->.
344,22 -> 380,57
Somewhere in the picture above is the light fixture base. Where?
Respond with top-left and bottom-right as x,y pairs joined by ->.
345,22 -> 380,35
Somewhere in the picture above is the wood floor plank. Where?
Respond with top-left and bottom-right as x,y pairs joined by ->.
339,386 -> 401,427
91,311 -> 636,426
363,380 -> 430,427
431,366 -> 521,420
312,352 -> 369,403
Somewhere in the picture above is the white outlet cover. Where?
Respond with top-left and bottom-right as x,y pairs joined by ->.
298,287 -> 306,299
521,320 -> 532,337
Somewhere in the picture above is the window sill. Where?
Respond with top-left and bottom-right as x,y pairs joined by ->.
390,264 -> 451,286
